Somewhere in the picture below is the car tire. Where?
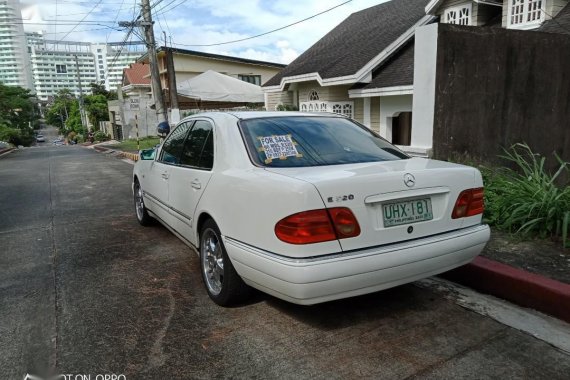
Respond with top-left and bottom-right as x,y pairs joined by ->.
134,180 -> 154,226
200,219 -> 251,306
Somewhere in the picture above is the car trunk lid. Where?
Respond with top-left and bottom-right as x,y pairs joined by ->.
265,157 -> 480,252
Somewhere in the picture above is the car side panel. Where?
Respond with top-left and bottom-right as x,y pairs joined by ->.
194,168 -> 343,258
137,159 -> 173,226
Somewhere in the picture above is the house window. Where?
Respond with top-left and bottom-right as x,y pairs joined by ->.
56,64 -> 67,73
509,0 -> 544,27
300,101 -> 353,118
238,74 -> 261,85
308,90 -> 319,101
444,4 -> 471,25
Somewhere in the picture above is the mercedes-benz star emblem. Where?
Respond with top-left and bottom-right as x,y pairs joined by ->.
404,173 -> 415,188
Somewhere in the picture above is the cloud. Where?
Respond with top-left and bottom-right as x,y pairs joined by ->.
19,0 -> 388,63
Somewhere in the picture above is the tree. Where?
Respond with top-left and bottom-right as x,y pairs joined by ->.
0,82 -> 37,146
89,82 -> 118,100
66,100 -> 84,135
46,89 -> 76,132
84,94 -> 110,130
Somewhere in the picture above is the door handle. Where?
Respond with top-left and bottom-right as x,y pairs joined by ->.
161,172 -> 169,179
191,179 -> 201,189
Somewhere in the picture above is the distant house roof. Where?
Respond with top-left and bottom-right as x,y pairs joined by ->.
123,62 -> 151,86
138,47 -> 286,69
539,3 -> 570,35
264,0 -> 431,87
351,41 -> 415,90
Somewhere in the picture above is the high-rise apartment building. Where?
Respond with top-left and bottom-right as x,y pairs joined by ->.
28,33 -> 144,101
91,42 -> 145,92
0,0 -> 33,89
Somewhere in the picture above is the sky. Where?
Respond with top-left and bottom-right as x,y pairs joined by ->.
19,0 -> 388,64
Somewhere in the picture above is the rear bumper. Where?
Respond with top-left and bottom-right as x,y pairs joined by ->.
224,225 -> 490,305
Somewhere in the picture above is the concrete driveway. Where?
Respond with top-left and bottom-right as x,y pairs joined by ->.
1,144 -> 569,379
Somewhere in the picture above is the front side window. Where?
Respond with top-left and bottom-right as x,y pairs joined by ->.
180,120 -> 214,170
159,122 -> 192,164
240,116 -> 408,168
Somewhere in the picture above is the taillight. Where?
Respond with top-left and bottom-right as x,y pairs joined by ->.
452,188 -> 484,219
275,207 -> 360,244
328,207 -> 361,238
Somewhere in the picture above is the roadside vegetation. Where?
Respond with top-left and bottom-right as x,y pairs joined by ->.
476,144 -> 570,247
110,136 -> 161,152
0,83 -> 39,146
46,84 -> 117,143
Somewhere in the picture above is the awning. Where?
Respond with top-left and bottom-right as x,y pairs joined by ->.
177,70 -> 264,103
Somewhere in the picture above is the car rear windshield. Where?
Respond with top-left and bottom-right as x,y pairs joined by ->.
239,116 -> 408,167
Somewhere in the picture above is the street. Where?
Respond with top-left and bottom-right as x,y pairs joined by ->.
1,143 -> 570,379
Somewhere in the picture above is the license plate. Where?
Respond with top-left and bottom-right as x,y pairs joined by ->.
382,198 -> 433,227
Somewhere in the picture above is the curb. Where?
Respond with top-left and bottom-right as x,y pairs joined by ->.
440,256 -> 570,323
120,151 -> 139,162
90,145 -> 139,162
0,147 -> 15,158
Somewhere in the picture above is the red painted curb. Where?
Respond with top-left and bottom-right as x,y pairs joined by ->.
441,256 -> 570,323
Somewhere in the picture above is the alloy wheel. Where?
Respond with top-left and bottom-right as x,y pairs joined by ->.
201,228 -> 224,296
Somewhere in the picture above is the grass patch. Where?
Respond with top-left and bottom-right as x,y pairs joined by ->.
112,137 -> 161,152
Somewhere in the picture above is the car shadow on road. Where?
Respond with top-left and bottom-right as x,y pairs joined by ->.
260,284 -> 435,331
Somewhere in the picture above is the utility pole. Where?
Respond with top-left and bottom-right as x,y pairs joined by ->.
162,30 -> 179,123
141,0 -> 168,125
74,55 -> 88,131
165,45 -> 179,124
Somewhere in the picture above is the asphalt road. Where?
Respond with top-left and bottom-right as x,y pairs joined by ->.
1,142 -> 570,379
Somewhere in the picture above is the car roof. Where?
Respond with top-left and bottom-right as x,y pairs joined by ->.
179,111 -> 347,124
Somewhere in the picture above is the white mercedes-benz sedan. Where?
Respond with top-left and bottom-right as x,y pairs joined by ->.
133,112 -> 490,306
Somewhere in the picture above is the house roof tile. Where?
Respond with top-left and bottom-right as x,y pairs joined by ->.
264,0 -> 430,87
123,62 -> 151,86
351,41 -> 414,90
539,3 -> 570,35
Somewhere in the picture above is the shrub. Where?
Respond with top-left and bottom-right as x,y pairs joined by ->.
94,130 -> 109,142
482,143 -> 570,245
276,104 -> 299,111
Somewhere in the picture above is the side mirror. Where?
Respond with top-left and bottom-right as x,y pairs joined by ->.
157,121 -> 170,136
140,148 -> 156,160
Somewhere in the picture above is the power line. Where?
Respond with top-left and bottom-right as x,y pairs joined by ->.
150,0 -> 166,10
153,0 -> 185,17
162,13 -> 173,46
152,0 -> 177,13
52,4 -> 135,17
168,0 -> 353,47
106,0 -> 128,43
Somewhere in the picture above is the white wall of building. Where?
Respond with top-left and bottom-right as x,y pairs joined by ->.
411,23 -> 439,152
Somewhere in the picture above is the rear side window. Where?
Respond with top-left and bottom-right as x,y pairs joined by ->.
180,120 -> 214,170
240,116 -> 408,167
